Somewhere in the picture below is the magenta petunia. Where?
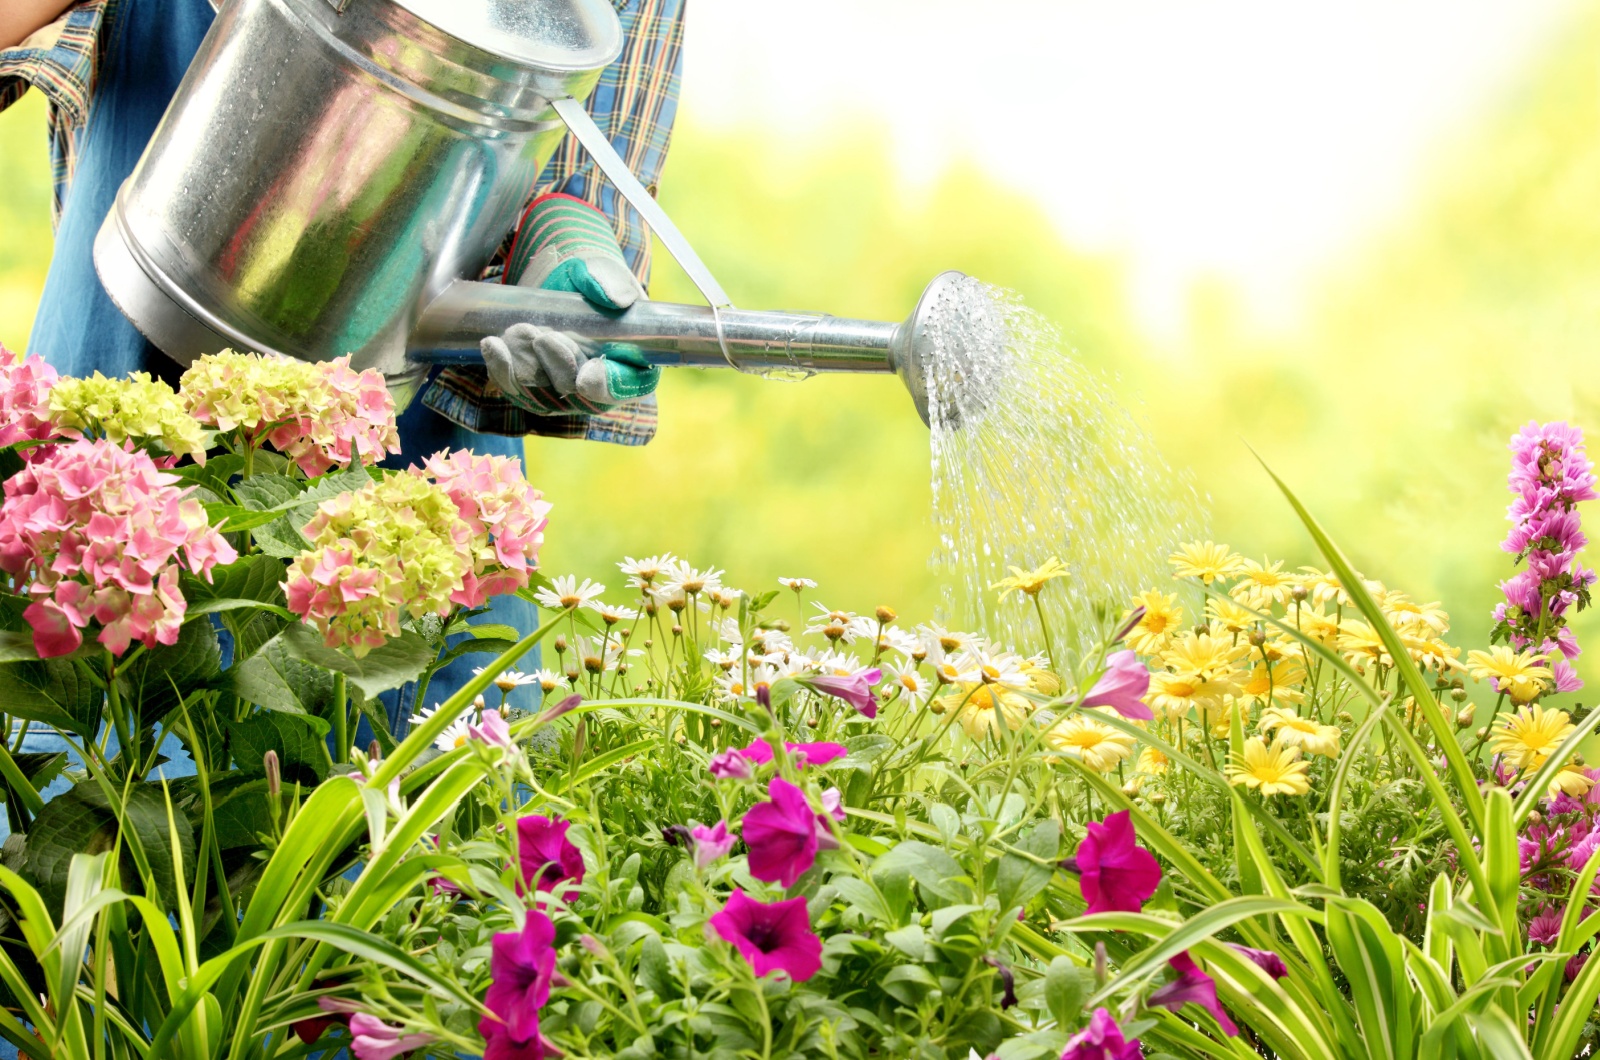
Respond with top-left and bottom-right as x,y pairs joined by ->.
348,1013 -> 434,1060
1228,943 -> 1289,980
469,708 -> 513,748
1060,1007 -> 1142,1060
709,888 -> 823,982
691,820 -> 735,868
737,739 -> 849,769
741,776 -> 820,887
1075,810 -> 1161,915
481,909 -> 557,1051
708,748 -> 754,780
1148,951 -> 1238,1037
517,815 -> 585,895
1080,650 -> 1154,721
802,668 -> 883,719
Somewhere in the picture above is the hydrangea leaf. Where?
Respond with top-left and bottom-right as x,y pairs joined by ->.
227,712 -> 329,785
279,623 -> 437,700
223,631 -> 335,720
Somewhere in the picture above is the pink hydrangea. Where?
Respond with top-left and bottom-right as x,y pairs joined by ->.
421,449 -> 552,607
0,438 -> 236,657
267,357 -> 399,476
0,346 -> 59,452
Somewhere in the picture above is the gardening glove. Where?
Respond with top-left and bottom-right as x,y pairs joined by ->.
480,193 -> 660,415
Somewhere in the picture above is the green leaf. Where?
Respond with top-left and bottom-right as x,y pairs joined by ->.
0,445 -> 24,486
251,514 -> 310,558
170,453 -> 245,498
0,632 -> 38,663
227,711 -> 329,785
202,503 -> 290,532
997,819 -> 1059,912
1044,956 -> 1091,1028
121,617 -> 221,729
870,840 -> 971,905
205,776 -> 275,852
0,592 -> 27,632
637,933 -> 678,1000
881,963 -> 940,1006
22,783 -> 194,913
223,631 -> 336,718
280,623 -> 437,700
231,474 -> 304,511
0,657 -> 101,736
182,554 -> 288,610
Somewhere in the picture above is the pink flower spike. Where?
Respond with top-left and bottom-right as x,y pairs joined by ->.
708,748 -> 754,780
483,910 -> 557,1042
819,787 -> 847,822
1074,810 -> 1161,915
690,821 -> 735,868
1147,951 -> 1239,1037
1080,650 -> 1154,720
517,815 -> 585,895
1059,1007 -> 1142,1060
347,1013 -> 435,1060
1228,944 -> 1289,979
803,667 -> 883,719
469,708 -> 513,748
709,889 -> 823,982
741,776 -> 820,887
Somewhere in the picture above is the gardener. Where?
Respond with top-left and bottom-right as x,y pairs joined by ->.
0,0 -> 682,727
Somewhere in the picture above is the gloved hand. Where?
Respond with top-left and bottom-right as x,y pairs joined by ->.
481,194 -> 661,415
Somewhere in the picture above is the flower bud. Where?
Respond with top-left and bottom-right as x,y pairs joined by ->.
875,605 -> 897,624
367,740 -> 381,761
1291,585 -> 1308,602
1456,704 -> 1476,728
1148,791 -> 1166,807
1337,711 -> 1354,725
553,635 -> 568,654
1248,629 -> 1267,648
580,934 -> 610,959
1528,810 -> 1544,826
671,624 -> 683,637
264,750 -> 281,799
1450,677 -> 1465,690
1450,687 -> 1469,704
473,693 -> 486,712
1476,727 -> 1488,741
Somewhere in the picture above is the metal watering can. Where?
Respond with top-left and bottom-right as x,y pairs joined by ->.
92,0 -> 969,425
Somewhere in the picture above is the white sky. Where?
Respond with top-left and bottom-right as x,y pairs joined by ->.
680,0 -> 1582,341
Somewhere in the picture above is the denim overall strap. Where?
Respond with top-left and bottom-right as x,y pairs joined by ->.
26,0 -> 215,381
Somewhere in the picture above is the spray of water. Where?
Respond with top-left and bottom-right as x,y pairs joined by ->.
923,276 -> 1202,659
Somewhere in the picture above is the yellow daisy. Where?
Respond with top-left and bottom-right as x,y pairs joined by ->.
1548,764 -> 1595,799
1123,590 -> 1184,655
1488,704 -> 1574,770
1381,592 -> 1450,636
1203,698 -> 1250,739
1337,620 -> 1392,672
1136,746 -> 1169,776
1206,597 -> 1258,635
1259,706 -> 1341,758
1162,631 -> 1251,683
992,558 -> 1070,601
1239,663 -> 1307,707
1467,646 -> 1553,705
1228,737 -> 1311,796
943,684 -> 1033,741
1289,605 -> 1342,647
1169,541 -> 1246,584
1145,671 -> 1210,722
1229,557 -> 1299,611
1296,567 -> 1345,607
1044,713 -> 1137,773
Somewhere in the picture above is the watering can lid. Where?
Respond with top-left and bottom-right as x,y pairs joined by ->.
390,0 -> 622,71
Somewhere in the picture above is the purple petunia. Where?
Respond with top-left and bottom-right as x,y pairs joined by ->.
709,889 -> 823,981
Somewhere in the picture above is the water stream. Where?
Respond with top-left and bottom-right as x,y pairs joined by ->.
922,276 -> 1201,659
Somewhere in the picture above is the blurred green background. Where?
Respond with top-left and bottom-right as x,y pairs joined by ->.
5,3 -> 1600,694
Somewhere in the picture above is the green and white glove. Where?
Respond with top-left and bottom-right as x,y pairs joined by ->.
480,193 -> 660,415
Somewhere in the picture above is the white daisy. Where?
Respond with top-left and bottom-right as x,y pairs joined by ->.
572,635 -> 622,674
530,668 -> 568,693
594,602 -> 640,625
704,648 -> 741,671
534,575 -> 607,611
814,649 -> 866,676
409,704 -> 476,752
662,564 -> 724,596
884,660 -> 932,706
953,645 -> 1031,689
619,553 -> 678,591
806,604 -> 859,641
779,577 -> 817,591
472,667 -> 541,693
847,617 -> 918,658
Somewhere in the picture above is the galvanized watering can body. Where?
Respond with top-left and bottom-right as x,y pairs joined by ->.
96,0 -> 621,404
96,0 -> 975,425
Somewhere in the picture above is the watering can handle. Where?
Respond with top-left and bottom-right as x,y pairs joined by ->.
552,97 -> 734,311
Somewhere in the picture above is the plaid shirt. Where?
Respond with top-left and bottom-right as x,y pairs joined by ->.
0,0 -> 684,446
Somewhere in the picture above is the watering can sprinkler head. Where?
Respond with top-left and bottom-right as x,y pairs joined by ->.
406,269 -> 986,430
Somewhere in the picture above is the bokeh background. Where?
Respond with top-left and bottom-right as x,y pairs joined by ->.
5,0 -> 1600,693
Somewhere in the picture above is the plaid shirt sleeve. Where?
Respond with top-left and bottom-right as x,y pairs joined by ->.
422,0 -> 686,447
0,0 -> 111,226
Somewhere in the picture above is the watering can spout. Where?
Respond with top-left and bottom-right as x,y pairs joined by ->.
407,270 -> 974,428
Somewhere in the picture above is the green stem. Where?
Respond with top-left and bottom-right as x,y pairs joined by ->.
332,672 -> 348,764
105,652 -> 131,779
1032,594 -> 1058,676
